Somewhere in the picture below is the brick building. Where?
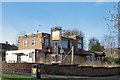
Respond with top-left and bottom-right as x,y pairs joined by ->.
6,30 -> 105,64
6,31 -> 87,64
18,33 -> 50,50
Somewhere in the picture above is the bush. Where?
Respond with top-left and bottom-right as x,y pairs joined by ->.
114,57 -> 120,64
105,57 -> 120,64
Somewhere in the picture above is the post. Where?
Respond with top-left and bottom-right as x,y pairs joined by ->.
60,46 -> 64,63
71,46 -> 74,64
61,52 -> 62,62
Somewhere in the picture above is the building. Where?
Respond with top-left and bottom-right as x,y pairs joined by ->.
18,33 -> 50,50
6,31 -> 86,64
0,42 -> 17,61
5,29 -> 105,64
6,49 -> 43,63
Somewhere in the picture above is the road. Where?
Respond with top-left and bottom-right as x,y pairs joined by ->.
41,74 -> 120,80
0,73 -> 119,80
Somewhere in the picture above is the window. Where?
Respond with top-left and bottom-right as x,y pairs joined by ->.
31,40 -> 35,46
62,40 -> 68,48
78,39 -> 82,43
24,40 -> 27,47
51,41 -> 54,47
45,39 -> 49,46
17,55 -> 21,63
29,53 -> 33,58
51,41 -> 60,47
51,40 -> 68,48
78,44 -> 81,49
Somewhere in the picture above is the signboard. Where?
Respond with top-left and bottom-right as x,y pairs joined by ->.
52,30 -> 61,41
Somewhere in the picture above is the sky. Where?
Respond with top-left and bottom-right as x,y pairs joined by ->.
1,0 -> 119,2
1,1 -> 118,49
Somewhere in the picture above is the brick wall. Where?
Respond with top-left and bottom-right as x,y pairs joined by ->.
1,62 -> 120,76
41,64 -> 120,76
1,62 -> 33,74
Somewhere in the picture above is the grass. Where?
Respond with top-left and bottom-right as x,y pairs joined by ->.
0,73 -> 36,80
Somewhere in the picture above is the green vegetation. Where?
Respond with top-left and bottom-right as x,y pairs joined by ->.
105,57 -> 120,64
88,37 -> 103,53
0,74 -> 36,80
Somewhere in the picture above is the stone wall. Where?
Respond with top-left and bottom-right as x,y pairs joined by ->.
1,62 -> 120,76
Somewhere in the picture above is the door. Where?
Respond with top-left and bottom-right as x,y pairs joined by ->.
17,55 -> 21,63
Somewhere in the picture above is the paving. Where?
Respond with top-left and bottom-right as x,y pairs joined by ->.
41,74 -> 120,79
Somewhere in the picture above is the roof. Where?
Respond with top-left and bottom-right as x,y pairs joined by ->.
19,32 -> 50,37
94,52 -> 105,56
0,43 -> 18,50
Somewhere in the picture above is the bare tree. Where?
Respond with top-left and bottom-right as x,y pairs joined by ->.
63,30 -> 71,37
104,5 -> 119,50
103,3 -> 120,57
63,29 -> 84,38
88,37 -> 103,53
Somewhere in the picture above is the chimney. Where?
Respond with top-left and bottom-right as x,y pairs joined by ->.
6,41 -> 8,44
37,30 -> 39,33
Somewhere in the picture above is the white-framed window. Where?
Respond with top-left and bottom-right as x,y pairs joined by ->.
31,40 -> 35,46
23,39 -> 27,47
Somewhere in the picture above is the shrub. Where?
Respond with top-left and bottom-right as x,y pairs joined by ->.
105,57 -> 120,64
